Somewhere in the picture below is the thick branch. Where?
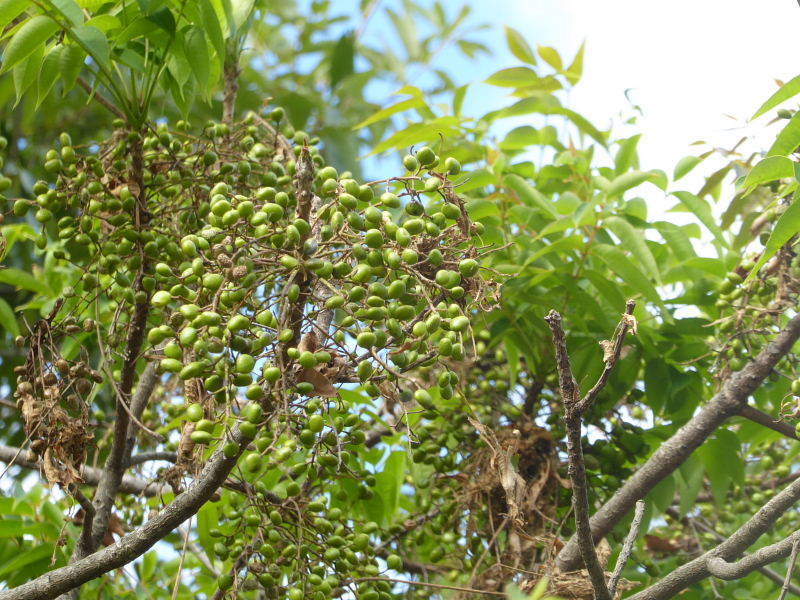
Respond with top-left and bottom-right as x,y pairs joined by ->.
664,507 -> 800,596
0,431 -> 245,600
706,532 -> 800,580
630,473 -> 800,599
0,445 -> 168,497
558,313 -> 800,571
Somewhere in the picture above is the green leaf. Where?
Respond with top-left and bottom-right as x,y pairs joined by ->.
329,32 -> 354,90
653,221 -> 696,262
36,44 -> 61,108
592,243 -> 669,318
676,454 -> 704,517
564,40 -> 585,85
767,111 -> 800,157
72,25 -> 109,70
648,473 -> 676,514
745,194 -> 800,282
368,117 -> 460,155
743,156 -> 794,189
0,296 -> 19,336
0,543 -> 52,577
606,170 -> 657,197
365,451 -> 406,526
12,43 -> 42,105
1,15 -> 59,74
497,97 -> 606,146
47,0 -> 83,26
698,430 -> 742,506
504,26 -> 535,65
0,520 -> 45,538
753,75 -> 800,119
505,174 -> 557,218
184,26 -> 209,92
0,268 -> 53,296
353,96 -> 425,130
538,45 -> 562,70
604,216 -> 660,283
229,0 -> 255,32
614,134 -> 640,174
58,43 -> 84,95
484,66 -> 539,88
672,191 -> 727,248
0,0 -> 29,32
673,155 -> 702,180
198,0 -> 224,59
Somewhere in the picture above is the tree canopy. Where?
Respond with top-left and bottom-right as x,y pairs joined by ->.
1,2 -> 800,600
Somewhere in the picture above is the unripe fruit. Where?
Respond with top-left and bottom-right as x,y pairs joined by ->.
186,403 -> 204,422
403,154 -> 419,171
416,146 -> 435,165
190,430 -> 213,444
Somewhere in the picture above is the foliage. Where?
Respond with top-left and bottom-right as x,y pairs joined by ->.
2,2 -> 800,600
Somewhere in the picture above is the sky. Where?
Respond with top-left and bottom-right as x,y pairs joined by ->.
349,0 -> 800,196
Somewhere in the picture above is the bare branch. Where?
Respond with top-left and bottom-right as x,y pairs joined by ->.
608,500 -> 645,598
706,532 -> 800,580
222,40 -> 240,125
546,306 -> 632,600
558,312 -> 800,571
577,299 -> 636,415
123,362 -> 160,460
630,473 -> 800,599
664,507 -> 800,596
0,445 -> 168,497
778,536 -> 800,600
739,404 -> 798,441
76,77 -> 125,119
126,452 -> 177,467
0,430 -> 246,600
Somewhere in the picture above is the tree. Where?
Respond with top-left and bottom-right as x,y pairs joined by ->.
2,2 -> 800,600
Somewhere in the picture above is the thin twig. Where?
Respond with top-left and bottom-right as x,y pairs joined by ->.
608,500 -> 645,598
354,577 -> 506,597
76,77 -> 125,119
778,536 -> 800,600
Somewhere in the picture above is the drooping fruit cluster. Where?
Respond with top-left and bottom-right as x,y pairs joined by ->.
7,107 -> 500,598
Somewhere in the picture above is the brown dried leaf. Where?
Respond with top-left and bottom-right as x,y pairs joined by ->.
623,313 -> 638,335
298,368 -> 338,397
298,331 -> 319,353
645,534 -> 680,554
599,340 -> 614,363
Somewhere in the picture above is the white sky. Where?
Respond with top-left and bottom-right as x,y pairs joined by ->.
514,0 -> 799,173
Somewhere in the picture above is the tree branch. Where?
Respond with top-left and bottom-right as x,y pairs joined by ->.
123,362 -> 160,461
126,451 -> 177,467
664,507 -> 800,596
89,136 -> 151,556
739,404 -> 798,441
630,473 -> 800,599
0,445 -> 168,497
558,312 -> 800,571
608,500 -> 645,598
76,77 -> 125,120
545,301 -> 636,600
778,536 -> 800,600
706,532 -> 800,580
0,431 -> 246,600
